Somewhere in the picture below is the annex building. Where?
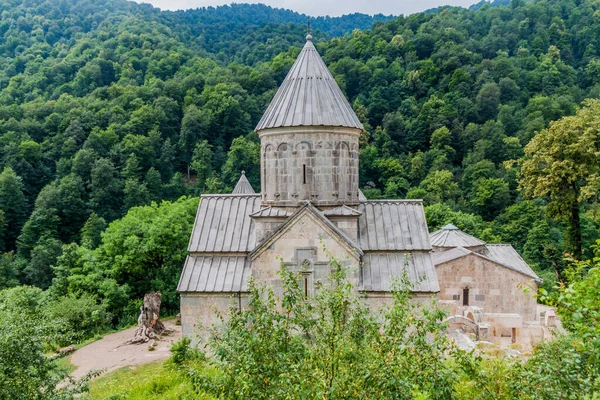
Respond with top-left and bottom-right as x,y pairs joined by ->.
177,34 -> 549,346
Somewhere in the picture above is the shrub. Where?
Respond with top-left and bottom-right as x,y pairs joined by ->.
0,286 -> 91,399
45,293 -> 112,345
204,252 -> 459,399
170,337 -> 205,366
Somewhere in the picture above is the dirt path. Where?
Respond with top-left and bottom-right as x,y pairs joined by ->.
69,321 -> 182,380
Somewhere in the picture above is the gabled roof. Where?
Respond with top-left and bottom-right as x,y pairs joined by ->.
188,195 -> 261,253
177,255 -> 250,293
231,171 -> 255,194
429,224 -> 485,249
481,244 -> 541,282
255,36 -> 363,132
357,200 -> 432,251
361,252 -> 439,293
322,205 -> 361,217
431,246 -> 472,265
431,245 -> 541,282
250,201 -> 363,260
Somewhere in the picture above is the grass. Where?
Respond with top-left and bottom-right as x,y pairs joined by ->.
86,360 -> 217,400
54,355 -> 77,375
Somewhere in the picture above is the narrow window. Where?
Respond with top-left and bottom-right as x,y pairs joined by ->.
463,288 -> 469,306
302,164 -> 307,184
304,275 -> 309,299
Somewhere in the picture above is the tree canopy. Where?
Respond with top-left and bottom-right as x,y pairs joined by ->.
1,0 -> 600,333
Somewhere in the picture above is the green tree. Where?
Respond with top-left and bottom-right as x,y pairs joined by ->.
469,177 -> 511,220
0,252 -> 17,289
80,212 -> 106,250
17,207 -> 60,259
190,140 -> 214,192
179,105 -> 210,174
145,168 -> 163,202
425,203 -> 488,237
419,170 -> 459,205
123,179 -> 150,210
221,135 -> 260,189
0,286 -> 91,399
519,99 -> 600,258
0,167 -> 27,251
93,197 -> 197,312
476,82 -> 501,121
90,158 -> 123,222
25,237 -> 62,289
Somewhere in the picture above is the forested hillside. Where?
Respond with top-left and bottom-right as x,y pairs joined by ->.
1,0 -> 600,323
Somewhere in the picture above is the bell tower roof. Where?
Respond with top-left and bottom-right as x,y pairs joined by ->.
255,36 -> 363,132
232,171 -> 255,194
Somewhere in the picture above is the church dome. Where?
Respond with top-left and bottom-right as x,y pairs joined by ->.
255,36 -> 363,132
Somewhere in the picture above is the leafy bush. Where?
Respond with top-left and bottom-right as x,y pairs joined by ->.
516,334 -> 600,398
117,298 -> 143,329
44,293 -> 112,345
170,337 -> 205,366
0,286 -> 91,399
203,253 -> 460,399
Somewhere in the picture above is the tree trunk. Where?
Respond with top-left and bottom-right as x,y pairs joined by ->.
569,190 -> 583,260
124,292 -> 165,346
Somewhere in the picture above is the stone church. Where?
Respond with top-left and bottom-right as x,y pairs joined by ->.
177,34 -> 545,344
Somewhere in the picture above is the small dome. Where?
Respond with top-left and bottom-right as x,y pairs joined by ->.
430,225 -> 485,249
442,224 -> 459,230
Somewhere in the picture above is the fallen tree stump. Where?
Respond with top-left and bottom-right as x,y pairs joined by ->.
123,292 -> 166,346
48,345 -> 75,360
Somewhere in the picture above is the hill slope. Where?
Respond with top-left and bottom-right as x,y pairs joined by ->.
0,0 -> 599,297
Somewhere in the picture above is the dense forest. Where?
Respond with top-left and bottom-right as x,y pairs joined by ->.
2,0 -> 600,397
2,0 -> 600,300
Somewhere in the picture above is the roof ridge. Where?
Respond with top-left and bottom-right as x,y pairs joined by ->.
433,246 -> 541,282
200,194 -> 261,198
249,201 -> 363,260
360,199 -> 424,203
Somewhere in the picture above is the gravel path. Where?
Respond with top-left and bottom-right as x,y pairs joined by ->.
69,321 -> 182,380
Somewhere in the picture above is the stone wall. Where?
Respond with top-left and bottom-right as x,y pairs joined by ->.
251,210 -> 360,298
180,292 -> 248,343
435,254 -> 538,321
259,127 -> 360,206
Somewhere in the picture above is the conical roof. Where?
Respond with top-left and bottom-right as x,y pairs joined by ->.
232,171 -> 255,194
358,189 -> 367,202
255,35 -> 364,132
429,224 -> 485,249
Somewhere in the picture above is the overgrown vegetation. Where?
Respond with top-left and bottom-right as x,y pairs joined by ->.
117,255 -> 599,399
0,197 -> 196,398
2,0 -> 600,296
200,257 -> 457,399
86,360 -> 214,400
0,286 -> 96,399
2,0 -> 600,396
